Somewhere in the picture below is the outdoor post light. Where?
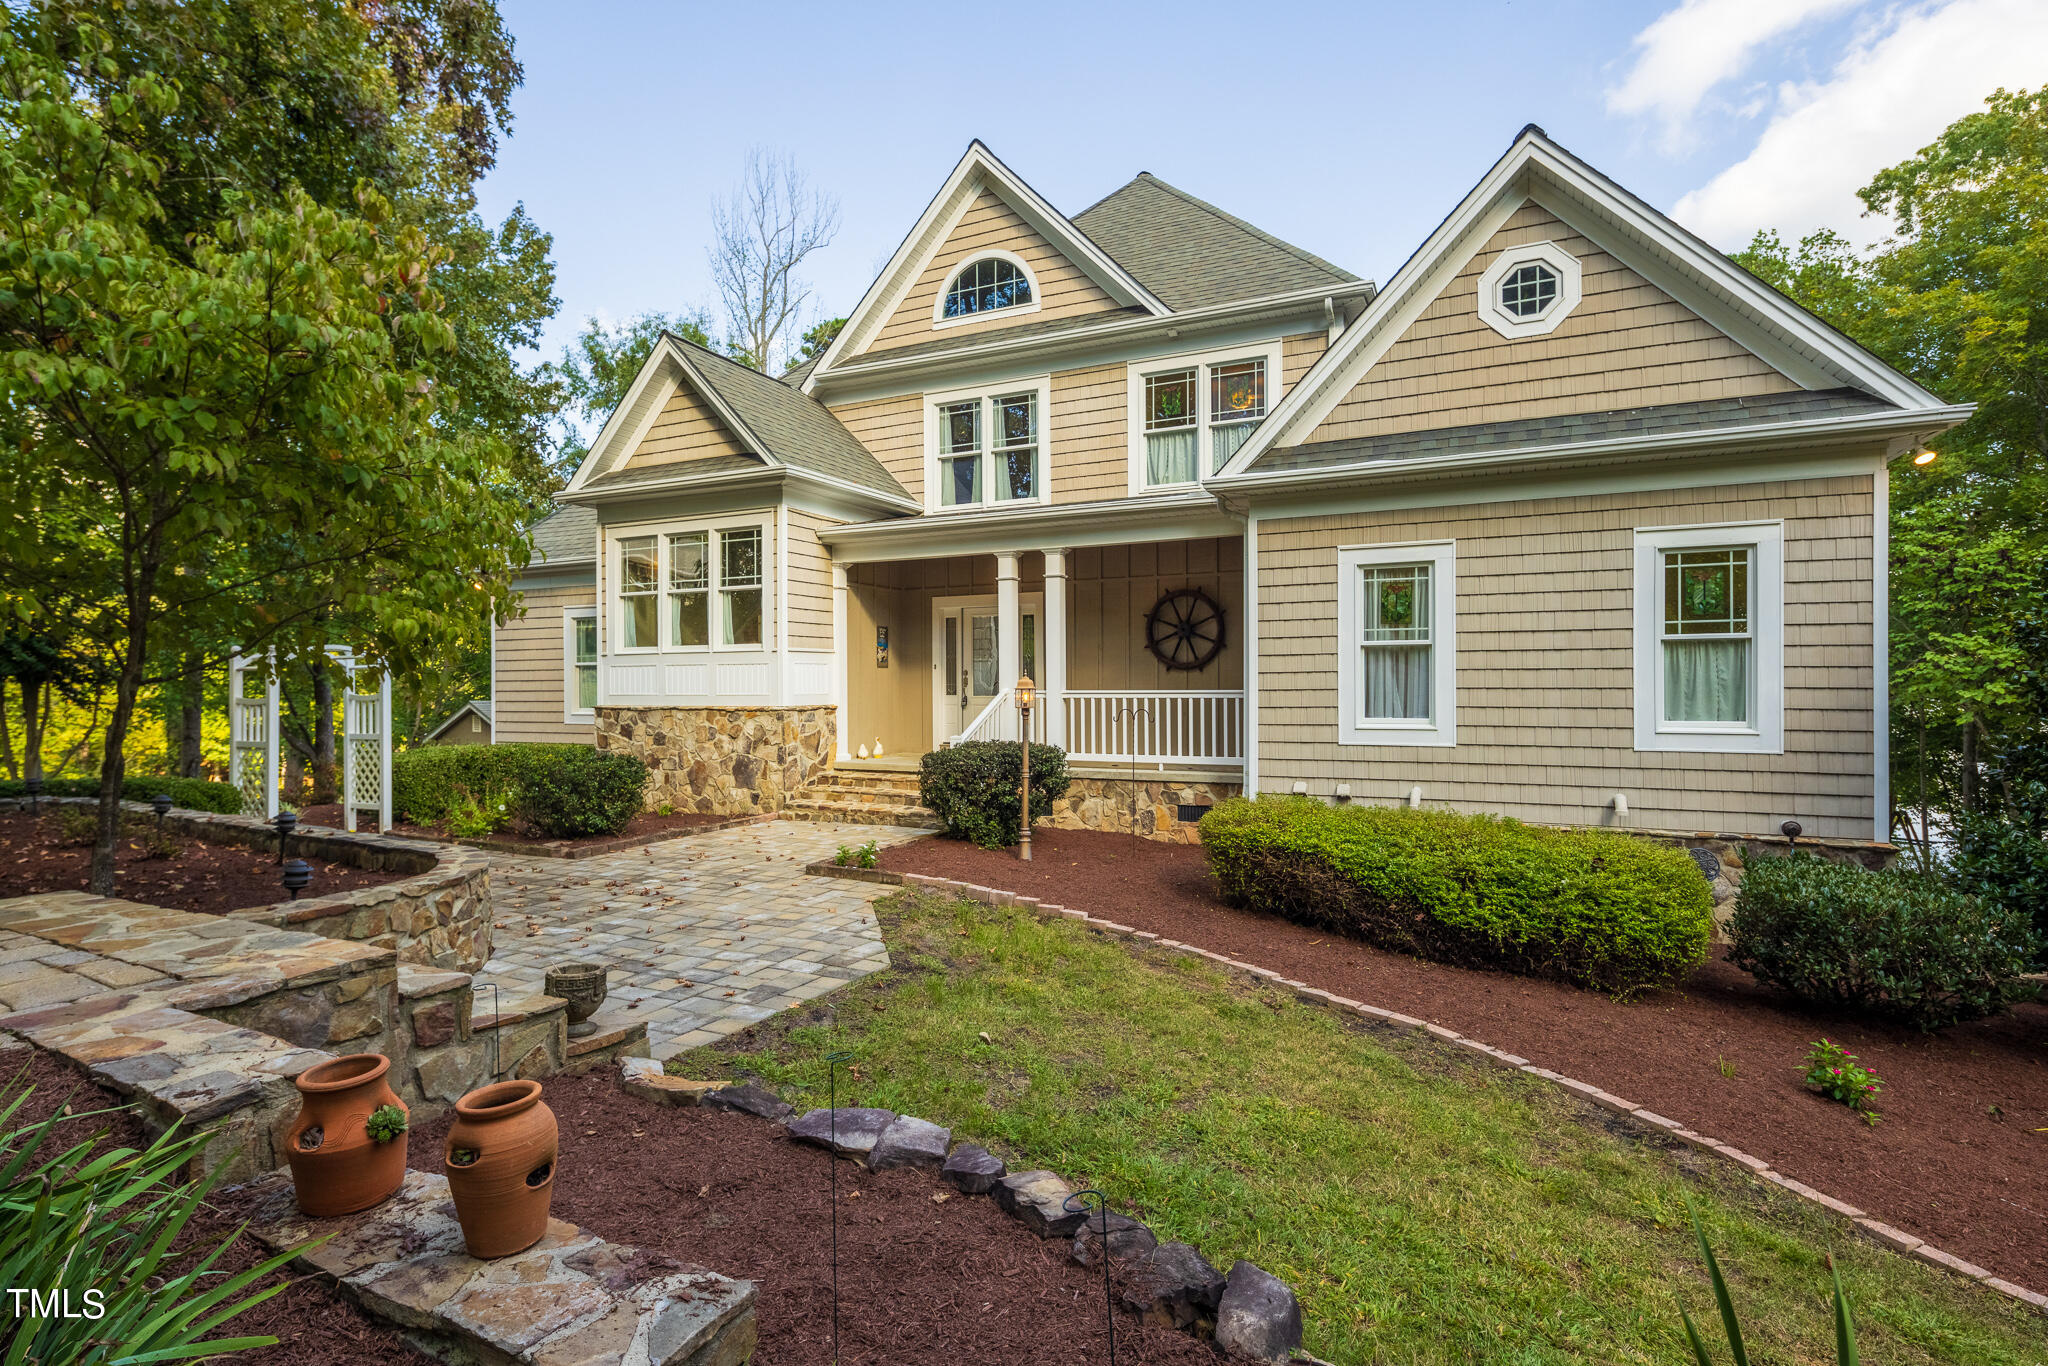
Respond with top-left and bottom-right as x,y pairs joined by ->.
272,809 -> 298,865
281,858 -> 312,899
151,792 -> 173,828
24,777 -> 41,816
1016,675 -> 1035,862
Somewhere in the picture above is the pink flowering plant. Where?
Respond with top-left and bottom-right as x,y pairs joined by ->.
1802,1039 -> 1883,1124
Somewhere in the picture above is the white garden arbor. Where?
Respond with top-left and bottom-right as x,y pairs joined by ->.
228,646 -> 391,831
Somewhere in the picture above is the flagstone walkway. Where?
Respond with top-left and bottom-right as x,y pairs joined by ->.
476,820 -> 931,1060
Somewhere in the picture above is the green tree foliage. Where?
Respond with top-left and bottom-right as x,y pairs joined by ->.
1734,87 -> 2048,841
0,25 -> 533,891
793,316 -> 845,368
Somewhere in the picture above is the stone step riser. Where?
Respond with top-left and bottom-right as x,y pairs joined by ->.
784,803 -> 940,830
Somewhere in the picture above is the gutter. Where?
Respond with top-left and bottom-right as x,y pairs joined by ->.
559,461 -> 921,515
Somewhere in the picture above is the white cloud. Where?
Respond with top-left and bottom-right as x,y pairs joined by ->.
1673,0 -> 2048,247
1607,0 -> 1865,146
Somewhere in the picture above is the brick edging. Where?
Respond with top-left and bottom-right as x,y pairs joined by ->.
802,863 -> 2048,1316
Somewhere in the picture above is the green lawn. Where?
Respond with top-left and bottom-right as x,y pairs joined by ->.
669,891 -> 2046,1365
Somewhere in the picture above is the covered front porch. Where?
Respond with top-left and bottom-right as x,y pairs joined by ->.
831,535 -> 1248,772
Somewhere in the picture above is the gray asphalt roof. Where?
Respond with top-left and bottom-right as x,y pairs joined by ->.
581,453 -> 765,492
1249,389 -> 1897,474
527,503 -> 597,563
1073,173 -> 1359,310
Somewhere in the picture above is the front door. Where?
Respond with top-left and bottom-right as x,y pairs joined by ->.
936,601 -> 1038,741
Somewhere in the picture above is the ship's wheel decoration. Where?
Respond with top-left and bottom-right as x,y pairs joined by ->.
1144,587 -> 1226,672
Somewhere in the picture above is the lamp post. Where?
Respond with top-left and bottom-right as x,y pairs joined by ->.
272,809 -> 298,866
1016,675 -> 1035,863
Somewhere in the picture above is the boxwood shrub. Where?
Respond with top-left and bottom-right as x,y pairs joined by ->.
1199,797 -> 1714,994
1730,853 -> 2043,1030
393,743 -> 647,838
0,775 -> 241,814
919,742 -> 1071,849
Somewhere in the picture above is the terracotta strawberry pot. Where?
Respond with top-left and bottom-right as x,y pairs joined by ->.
444,1079 -> 558,1258
286,1054 -> 409,1217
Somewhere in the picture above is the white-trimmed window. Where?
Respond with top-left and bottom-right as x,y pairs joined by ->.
1336,542 -> 1457,746
1633,522 -> 1784,754
1127,341 -> 1282,491
610,519 -> 770,653
564,608 -> 598,720
924,378 -> 1051,512
941,254 -> 1035,320
1476,240 -> 1583,339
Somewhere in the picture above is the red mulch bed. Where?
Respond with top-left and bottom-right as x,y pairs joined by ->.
409,1072 -> 1216,1365
879,827 -> 2048,1290
0,812 -> 401,915
9,1048 -> 431,1365
297,804 -> 729,850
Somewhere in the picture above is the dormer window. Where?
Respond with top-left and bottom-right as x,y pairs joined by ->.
939,253 -> 1037,322
1476,240 -> 1582,339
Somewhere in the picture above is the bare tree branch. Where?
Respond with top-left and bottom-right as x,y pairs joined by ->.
708,148 -> 838,374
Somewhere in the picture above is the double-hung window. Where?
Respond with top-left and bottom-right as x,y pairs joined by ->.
927,379 -> 1050,511
1128,343 -> 1280,491
613,521 -> 769,654
719,527 -> 764,646
667,531 -> 709,647
1336,542 -> 1457,746
1633,523 -> 1783,753
565,609 -> 597,719
619,537 -> 659,649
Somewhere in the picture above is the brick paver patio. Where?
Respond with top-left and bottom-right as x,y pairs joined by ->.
476,820 -> 929,1059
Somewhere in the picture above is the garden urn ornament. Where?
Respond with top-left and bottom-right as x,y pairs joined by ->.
445,1080 -> 559,1257
285,1054 -> 409,1217
544,962 -> 608,1039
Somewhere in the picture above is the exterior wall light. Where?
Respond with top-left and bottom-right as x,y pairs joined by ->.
1913,450 -> 1938,466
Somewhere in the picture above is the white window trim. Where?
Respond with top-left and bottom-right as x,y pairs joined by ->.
921,375 -> 1054,514
1633,521 -> 1784,755
563,606 -> 597,724
604,517 -> 772,655
1336,540 -> 1457,747
1476,240 -> 1583,339
1125,339 -> 1285,496
930,249 -> 1043,330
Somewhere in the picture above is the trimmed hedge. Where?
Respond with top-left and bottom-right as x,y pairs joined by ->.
1730,853 -> 2043,1030
919,742 -> 1071,849
392,743 -> 648,838
1199,797 -> 1714,994
0,775 -> 241,814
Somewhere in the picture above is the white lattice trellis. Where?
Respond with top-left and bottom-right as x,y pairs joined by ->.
228,651 -> 280,819
333,647 -> 392,833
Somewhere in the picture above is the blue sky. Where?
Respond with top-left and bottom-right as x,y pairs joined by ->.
476,0 -> 2048,379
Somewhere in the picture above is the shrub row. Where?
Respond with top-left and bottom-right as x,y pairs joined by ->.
392,743 -> 647,839
1199,797 -> 1714,994
0,775 -> 242,814
920,742 -> 1071,849
1730,852 -> 2043,1030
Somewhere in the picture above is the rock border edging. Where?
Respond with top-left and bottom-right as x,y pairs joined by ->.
801,862 -> 2048,1318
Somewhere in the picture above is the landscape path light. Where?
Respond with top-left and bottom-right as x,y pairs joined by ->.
1016,675 -> 1035,862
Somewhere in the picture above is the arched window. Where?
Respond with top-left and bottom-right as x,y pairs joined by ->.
943,256 -> 1034,319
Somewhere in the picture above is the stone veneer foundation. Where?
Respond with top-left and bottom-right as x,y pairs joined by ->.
595,704 -> 835,815
1046,776 -> 1243,844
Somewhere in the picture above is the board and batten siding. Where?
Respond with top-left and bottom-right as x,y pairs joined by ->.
1256,473 -> 1876,838
785,509 -> 839,650
496,581 -> 596,744
1305,203 -> 1800,445
1066,539 -> 1243,691
867,189 -> 1122,353
829,393 -> 924,503
619,380 -> 751,470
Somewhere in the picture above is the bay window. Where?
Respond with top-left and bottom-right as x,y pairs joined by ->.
1633,522 -> 1783,754
926,378 -> 1051,511
611,519 -> 770,654
1128,342 -> 1282,491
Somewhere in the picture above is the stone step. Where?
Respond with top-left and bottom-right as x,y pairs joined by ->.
812,773 -> 923,795
783,798 -> 941,829
803,785 -> 926,808
237,1168 -> 757,1366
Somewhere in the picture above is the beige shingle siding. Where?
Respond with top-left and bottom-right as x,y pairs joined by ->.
1307,203 -> 1800,445
621,382 -> 750,470
1282,332 -> 1326,389
1256,474 -> 1876,838
868,190 -> 1122,353
785,509 -> 839,650
496,583 -> 596,745
829,393 -> 924,503
1050,363 -> 1125,504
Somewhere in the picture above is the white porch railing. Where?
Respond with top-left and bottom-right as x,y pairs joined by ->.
1062,690 -> 1244,767
951,689 -> 1048,746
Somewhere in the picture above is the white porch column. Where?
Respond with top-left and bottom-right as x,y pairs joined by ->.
996,550 -> 1021,740
1043,548 -> 1068,748
831,563 -> 850,761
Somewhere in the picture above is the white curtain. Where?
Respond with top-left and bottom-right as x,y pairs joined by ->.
1146,430 -> 1197,485
1211,421 -> 1254,472
1362,645 -> 1431,720
1664,639 -> 1748,723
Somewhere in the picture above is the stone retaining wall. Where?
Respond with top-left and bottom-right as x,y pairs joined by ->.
1622,827 -> 1898,933
596,704 -> 835,815
1045,776 -> 1242,845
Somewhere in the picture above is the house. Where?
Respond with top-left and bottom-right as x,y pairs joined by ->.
422,700 -> 494,746
491,128 -> 1965,846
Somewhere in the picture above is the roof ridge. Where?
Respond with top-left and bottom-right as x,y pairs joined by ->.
1108,172 -> 1356,284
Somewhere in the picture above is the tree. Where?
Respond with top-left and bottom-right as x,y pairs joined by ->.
792,316 -> 845,370
1734,86 -> 2048,837
709,149 -> 838,374
0,27 -> 530,892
